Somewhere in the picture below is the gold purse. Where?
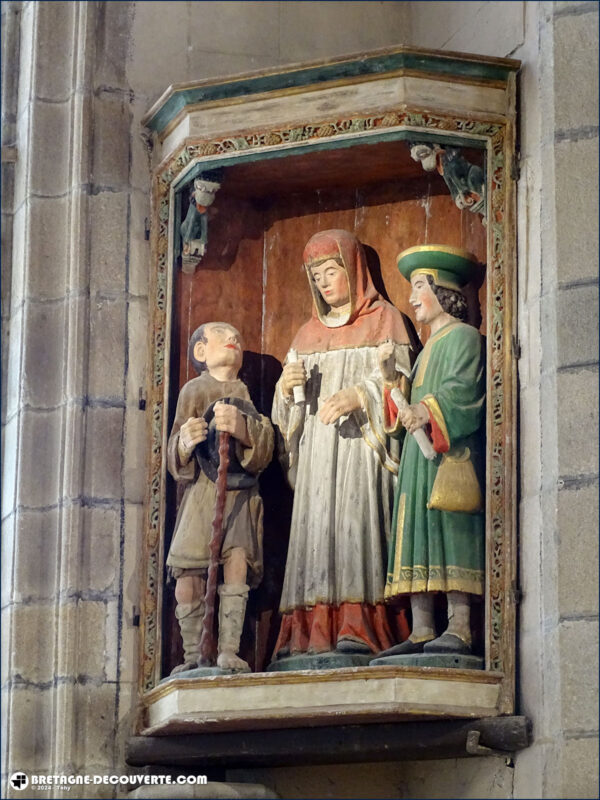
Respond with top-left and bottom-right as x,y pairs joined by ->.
427,446 -> 483,514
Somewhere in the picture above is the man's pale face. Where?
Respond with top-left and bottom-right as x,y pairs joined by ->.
194,324 -> 243,373
194,180 -> 219,207
310,259 -> 350,308
410,144 -> 437,172
409,273 -> 444,326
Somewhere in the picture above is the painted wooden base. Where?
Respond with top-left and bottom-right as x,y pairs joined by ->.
267,652 -> 372,672
159,666 -> 247,685
369,653 -> 484,669
140,666 -> 504,735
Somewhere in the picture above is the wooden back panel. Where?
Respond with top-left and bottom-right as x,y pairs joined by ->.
165,177 -> 487,674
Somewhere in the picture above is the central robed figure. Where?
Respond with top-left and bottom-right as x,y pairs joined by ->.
271,229 -> 418,660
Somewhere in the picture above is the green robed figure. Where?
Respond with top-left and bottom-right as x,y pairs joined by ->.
377,245 -> 485,657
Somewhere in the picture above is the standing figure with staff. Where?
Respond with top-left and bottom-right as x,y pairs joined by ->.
166,322 -> 274,674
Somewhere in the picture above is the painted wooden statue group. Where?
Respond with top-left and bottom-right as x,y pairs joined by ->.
166,229 -> 486,677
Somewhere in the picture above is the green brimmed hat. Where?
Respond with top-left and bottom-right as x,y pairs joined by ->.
397,245 -> 479,290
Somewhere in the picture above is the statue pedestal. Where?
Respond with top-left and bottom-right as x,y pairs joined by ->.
139,666 -> 503,735
267,652 -> 372,672
159,666 -> 247,684
369,653 -> 484,670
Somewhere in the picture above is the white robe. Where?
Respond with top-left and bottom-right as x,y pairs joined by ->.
272,343 -> 411,611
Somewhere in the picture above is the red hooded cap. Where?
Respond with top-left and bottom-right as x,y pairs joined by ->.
292,229 -> 414,354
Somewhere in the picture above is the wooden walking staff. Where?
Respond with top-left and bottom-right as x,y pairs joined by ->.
199,424 -> 231,666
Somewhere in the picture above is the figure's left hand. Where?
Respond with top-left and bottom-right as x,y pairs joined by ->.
319,387 -> 361,425
214,402 -> 251,446
399,403 -> 429,434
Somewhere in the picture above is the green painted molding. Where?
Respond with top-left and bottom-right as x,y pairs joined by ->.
144,46 -> 520,135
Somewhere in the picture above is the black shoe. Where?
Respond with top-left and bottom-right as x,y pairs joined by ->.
376,638 -> 433,658
336,638 -> 373,654
422,632 -> 471,655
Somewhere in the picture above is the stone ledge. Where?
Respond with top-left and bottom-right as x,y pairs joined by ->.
127,716 -> 531,770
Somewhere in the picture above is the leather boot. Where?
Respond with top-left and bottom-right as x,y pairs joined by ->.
216,583 -> 251,672
171,599 -> 204,675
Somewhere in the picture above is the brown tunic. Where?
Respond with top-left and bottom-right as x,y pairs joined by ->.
166,372 -> 274,587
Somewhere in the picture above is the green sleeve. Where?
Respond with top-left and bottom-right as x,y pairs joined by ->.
433,326 -> 485,445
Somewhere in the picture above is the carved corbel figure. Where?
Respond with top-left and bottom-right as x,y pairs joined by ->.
180,175 -> 222,273
409,142 -> 486,221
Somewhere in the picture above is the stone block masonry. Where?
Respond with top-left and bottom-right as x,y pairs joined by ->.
1,3 -> 141,796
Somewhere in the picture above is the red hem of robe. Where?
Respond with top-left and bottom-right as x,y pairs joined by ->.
273,602 -> 410,657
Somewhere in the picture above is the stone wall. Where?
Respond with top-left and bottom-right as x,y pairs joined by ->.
1,4 -> 141,797
1,2 -> 597,798
530,2 -> 599,795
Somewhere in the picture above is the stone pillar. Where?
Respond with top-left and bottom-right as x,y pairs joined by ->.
1,0 -> 19,465
1,3 -> 143,797
550,1 -> 598,795
514,2 -> 598,798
